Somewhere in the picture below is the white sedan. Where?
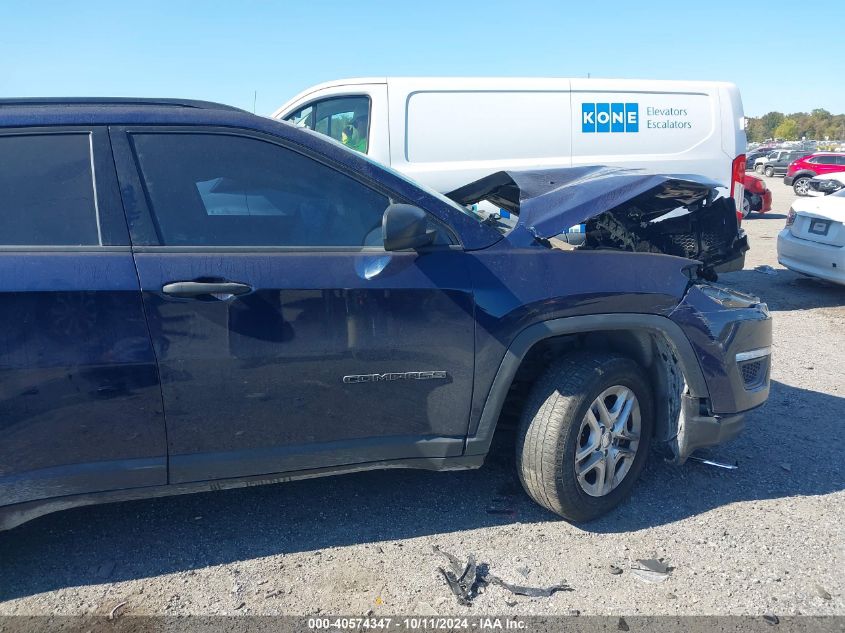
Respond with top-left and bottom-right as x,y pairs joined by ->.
777,189 -> 845,285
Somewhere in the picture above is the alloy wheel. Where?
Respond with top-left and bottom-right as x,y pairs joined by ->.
574,385 -> 642,497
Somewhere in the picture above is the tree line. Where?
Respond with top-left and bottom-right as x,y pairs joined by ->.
747,109 -> 845,143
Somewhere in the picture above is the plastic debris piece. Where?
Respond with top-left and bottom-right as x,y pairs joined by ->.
618,616 -> 630,631
608,565 -> 623,575
763,612 -> 779,626
108,601 -> 128,621
814,584 -> 832,601
780,463 -> 792,472
487,575 -> 572,598
631,559 -> 671,583
755,265 -> 777,275
433,546 -> 572,606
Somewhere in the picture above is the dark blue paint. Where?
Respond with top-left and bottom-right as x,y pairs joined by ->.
0,101 -> 771,524
130,251 -> 476,483
0,253 -> 165,504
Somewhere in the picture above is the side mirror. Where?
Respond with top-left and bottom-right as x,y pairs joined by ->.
382,204 -> 437,251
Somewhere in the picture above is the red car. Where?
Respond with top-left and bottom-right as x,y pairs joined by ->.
784,153 -> 845,196
742,173 -> 772,217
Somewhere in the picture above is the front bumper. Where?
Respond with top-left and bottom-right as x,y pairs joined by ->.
669,284 -> 773,461
675,395 -> 746,460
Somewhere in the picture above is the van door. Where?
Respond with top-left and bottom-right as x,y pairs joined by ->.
570,79 -> 727,185
0,128 -> 165,506
281,83 -> 389,164
387,78 -> 573,194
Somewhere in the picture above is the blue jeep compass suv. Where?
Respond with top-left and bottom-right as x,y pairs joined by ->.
0,98 -> 771,528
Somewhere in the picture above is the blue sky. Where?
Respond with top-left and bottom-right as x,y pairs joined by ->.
2,0 -> 841,117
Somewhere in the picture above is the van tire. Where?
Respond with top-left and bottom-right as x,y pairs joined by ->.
516,353 -> 654,522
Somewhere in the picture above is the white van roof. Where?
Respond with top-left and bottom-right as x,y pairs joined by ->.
271,77 -> 739,119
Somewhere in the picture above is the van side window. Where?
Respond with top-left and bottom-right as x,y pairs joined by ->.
285,96 -> 370,154
129,132 -> 389,247
0,133 -> 101,246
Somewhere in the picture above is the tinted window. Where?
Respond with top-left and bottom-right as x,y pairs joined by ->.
0,134 -> 100,246
130,132 -> 389,247
836,156 -> 845,165
286,96 -> 370,154
810,155 -> 835,164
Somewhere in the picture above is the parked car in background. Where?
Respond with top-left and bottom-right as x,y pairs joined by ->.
777,188 -> 845,285
742,173 -> 772,216
761,150 -> 809,178
0,98 -> 768,529
807,172 -> 845,197
783,153 -> 845,196
746,148 -> 776,171
754,149 -> 795,174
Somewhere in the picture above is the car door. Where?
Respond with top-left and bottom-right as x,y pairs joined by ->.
109,126 -> 476,484
0,127 -> 165,506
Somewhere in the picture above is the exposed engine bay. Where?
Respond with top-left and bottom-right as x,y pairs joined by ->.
446,167 -> 749,276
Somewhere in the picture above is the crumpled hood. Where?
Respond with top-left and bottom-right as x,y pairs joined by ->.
446,166 -> 747,275
446,166 -> 723,239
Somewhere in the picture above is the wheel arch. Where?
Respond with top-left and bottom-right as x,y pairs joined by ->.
465,314 -> 709,457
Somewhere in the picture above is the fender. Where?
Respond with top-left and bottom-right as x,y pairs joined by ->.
464,313 -> 709,456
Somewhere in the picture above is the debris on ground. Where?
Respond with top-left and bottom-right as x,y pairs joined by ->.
107,601 -> 128,621
617,616 -> 630,631
434,546 -> 573,606
763,612 -> 779,626
630,559 -> 672,584
780,463 -> 792,472
814,584 -> 832,601
755,265 -> 777,275
608,565 -> 623,575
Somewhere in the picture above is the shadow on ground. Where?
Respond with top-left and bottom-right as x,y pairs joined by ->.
1,378 -> 842,602
720,266 -> 845,312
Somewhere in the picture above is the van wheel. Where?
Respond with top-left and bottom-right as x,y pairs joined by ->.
793,177 -> 811,196
516,353 -> 654,522
741,193 -> 752,217
764,166 -> 774,178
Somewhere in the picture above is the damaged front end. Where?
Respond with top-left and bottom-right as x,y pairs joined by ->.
446,166 -> 748,277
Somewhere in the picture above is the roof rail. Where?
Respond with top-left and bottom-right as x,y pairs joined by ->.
0,97 -> 244,112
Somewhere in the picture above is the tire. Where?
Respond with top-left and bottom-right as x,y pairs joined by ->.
755,164 -> 764,174
764,166 -> 774,178
741,193 -> 752,218
793,177 -> 811,196
516,352 -> 654,522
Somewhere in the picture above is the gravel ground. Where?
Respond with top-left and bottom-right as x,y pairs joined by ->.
0,176 -> 842,618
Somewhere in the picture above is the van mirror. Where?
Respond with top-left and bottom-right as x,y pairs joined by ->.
382,204 -> 437,251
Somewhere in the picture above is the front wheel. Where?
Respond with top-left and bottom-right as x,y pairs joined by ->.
793,177 -> 812,196
755,164 -> 764,174
764,166 -> 775,178
516,353 -> 654,522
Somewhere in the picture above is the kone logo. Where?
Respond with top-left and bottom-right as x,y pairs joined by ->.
582,103 -> 639,133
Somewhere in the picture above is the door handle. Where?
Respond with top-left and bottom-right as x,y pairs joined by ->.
161,281 -> 253,298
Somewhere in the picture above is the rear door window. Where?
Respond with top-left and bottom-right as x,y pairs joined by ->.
0,133 -> 101,245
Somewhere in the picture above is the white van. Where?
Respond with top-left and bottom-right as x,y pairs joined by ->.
272,77 -> 747,211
